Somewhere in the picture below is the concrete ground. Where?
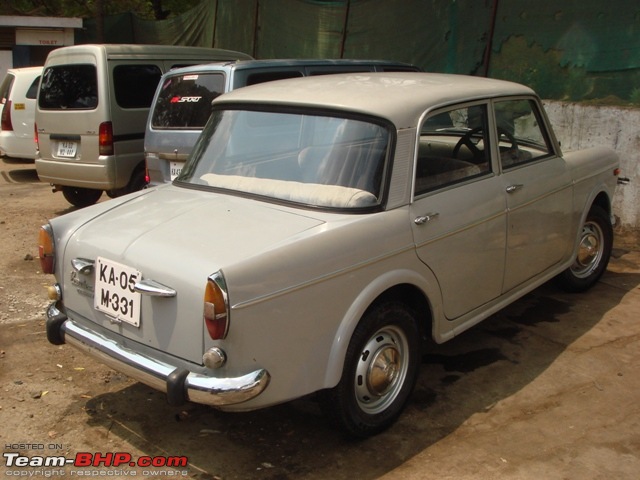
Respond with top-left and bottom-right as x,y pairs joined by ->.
380,233 -> 640,480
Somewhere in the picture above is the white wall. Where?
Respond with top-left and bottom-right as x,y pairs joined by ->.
544,101 -> 640,230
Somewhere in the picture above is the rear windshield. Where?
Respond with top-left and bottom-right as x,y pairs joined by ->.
151,72 -> 225,129
39,65 -> 98,110
177,108 -> 391,210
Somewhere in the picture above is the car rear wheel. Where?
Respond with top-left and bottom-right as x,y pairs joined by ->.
62,186 -> 102,208
323,301 -> 420,437
556,205 -> 613,292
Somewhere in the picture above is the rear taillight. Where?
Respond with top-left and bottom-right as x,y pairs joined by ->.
34,122 -> 39,152
1,100 -> 13,131
204,272 -> 229,340
38,224 -> 55,274
99,121 -> 114,155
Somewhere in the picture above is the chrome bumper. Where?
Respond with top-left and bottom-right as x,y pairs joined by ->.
46,303 -> 270,407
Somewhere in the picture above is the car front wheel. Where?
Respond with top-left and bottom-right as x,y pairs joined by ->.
557,205 -> 613,292
324,301 -> 420,437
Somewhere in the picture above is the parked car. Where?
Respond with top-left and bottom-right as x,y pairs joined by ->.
144,59 -> 420,186
0,66 -> 42,160
40,72 -> 619,437
34,44 -> 252,207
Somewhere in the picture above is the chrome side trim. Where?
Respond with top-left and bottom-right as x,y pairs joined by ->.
134,279 -> 177,297
54,313 -> 269,406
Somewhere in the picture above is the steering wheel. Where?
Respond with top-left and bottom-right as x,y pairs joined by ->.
452,126 -> 484,161
452,127 -> 518,162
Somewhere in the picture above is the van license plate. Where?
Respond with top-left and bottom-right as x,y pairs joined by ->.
94,257 -> 142,327
170,161 -> 183,181
57,141 -> 77,158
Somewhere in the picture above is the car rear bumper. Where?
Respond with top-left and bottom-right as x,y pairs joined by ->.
45,303 -> 270,407
35,157 -> 118,190
0,133 -> 37,160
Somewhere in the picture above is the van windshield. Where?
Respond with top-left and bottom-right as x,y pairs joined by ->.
177,108 -> 390,210
39,65 -> 98,110
151,73 -> 225,129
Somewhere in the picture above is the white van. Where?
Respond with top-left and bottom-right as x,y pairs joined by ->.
35,44 -> 252,207
0,66 -> 42,160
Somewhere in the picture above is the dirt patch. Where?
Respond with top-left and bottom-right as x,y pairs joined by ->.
1,157 -> 639,479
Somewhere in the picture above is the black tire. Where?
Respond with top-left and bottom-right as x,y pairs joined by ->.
108,168 -> 148,198
556,205 -> 613,292
127,168 -> 148,193
323,301 -> 421,438
62,186 -> 102,208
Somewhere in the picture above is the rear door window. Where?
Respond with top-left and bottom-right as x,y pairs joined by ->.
0,73 -> 15,104
39,65 -> 98,110
151,72 -> 225,129
26,76 -> 41,99
113,65 -> 162,109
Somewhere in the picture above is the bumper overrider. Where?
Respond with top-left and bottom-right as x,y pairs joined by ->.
45,303 -> 270,407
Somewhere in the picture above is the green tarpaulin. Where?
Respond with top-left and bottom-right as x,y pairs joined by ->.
79,0 -> 640,102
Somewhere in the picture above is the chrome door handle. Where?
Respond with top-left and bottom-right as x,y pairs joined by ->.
414,212 -> 439,225
506,184 -> 524,193
71,258 -> 95,274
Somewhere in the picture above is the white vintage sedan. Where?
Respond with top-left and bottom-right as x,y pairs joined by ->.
39,72 -> 619,437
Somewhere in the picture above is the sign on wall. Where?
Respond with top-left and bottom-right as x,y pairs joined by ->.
16,29 -> 67,47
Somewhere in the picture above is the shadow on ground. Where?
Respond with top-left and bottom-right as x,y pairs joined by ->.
80,263 -> 640,480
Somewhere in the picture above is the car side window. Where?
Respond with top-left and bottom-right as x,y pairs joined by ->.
415,104 -> 492,196
494,99 -> 553,169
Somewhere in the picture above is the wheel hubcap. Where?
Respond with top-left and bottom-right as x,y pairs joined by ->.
367,345 -> 400,395
572,222 -> 603,278
354,326 -> 409,414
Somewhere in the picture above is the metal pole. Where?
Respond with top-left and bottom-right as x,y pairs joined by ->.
483,0 -> 500,77
339,0 -> 351,59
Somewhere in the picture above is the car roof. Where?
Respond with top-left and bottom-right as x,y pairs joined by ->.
215,72 -> 536,128
7,66 -> 43,77
163,58 -> 418,76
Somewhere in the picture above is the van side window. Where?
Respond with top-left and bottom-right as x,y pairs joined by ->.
246,71 -> 303,86
39,65 -> 98,110
113,65 -> 162,109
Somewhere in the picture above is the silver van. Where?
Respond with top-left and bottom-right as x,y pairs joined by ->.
145,59 -> 420,185
35,44 -> 252,207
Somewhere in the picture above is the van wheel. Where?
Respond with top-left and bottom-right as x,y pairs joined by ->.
62,186 -> 102,208
108,169 -> 147,198
556,205 -> 613,292
127,168 -> 148,193
323,302 -> 420,437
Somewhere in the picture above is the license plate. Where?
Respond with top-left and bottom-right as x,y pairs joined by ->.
94,257 -> 142,327
57,141 -> 77,158
170,161 -> 184,180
